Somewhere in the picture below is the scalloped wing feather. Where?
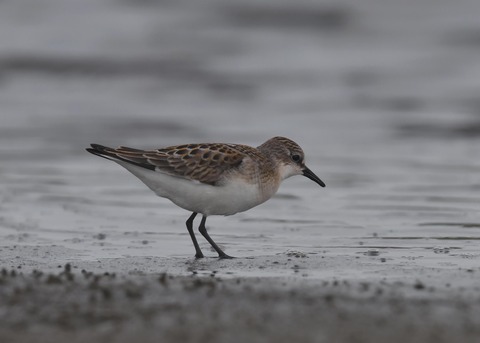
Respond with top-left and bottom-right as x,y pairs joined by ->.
98,143 -> 253,185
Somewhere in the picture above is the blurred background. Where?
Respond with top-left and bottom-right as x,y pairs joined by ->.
1,0 -> 479,260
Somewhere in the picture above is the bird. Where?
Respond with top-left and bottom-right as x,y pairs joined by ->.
86,136 -> 325,259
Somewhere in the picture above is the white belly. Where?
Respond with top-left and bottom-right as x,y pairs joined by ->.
119,162 -> 271,216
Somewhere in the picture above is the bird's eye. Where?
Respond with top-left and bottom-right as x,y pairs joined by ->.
291,154 -> 301,163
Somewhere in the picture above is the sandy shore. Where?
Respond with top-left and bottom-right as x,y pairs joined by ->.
1,0 -> 480,342
1,252 -> 479,343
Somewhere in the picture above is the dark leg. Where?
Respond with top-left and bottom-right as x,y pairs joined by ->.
198,216 -> 234,259
186,212 -> 204,258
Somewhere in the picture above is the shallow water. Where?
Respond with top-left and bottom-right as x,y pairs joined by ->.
0,0 -> 480,280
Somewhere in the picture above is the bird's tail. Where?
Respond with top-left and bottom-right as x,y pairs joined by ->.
86,144 -> 156,171
86,144 -> 119,161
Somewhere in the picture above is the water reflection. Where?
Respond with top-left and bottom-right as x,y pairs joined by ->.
0,0 -> 479,269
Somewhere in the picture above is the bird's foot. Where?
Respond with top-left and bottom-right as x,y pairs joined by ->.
218,253 -> 235,259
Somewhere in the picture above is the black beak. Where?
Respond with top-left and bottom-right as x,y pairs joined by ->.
302,166 -> 325,187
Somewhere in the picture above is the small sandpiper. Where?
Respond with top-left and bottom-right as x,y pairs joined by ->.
86,136 -> 325,258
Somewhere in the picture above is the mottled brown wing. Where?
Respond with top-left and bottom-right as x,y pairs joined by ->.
111,143 -> 249,185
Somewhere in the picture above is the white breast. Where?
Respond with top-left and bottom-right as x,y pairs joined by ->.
118,162 -> 273,216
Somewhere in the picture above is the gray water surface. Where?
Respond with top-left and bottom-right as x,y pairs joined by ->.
0,0 -> 479,279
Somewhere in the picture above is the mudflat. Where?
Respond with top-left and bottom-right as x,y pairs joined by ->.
1,0 -> 480,341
